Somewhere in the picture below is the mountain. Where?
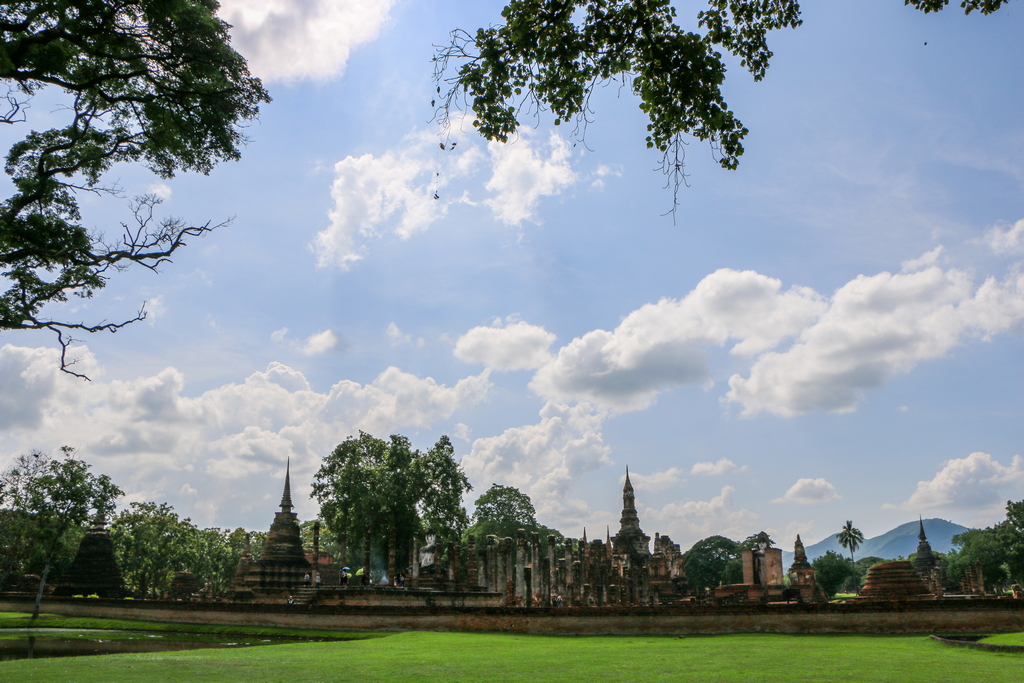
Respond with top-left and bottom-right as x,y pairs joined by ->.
780,518 -> 971,566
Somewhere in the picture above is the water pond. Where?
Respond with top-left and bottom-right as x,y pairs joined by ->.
0,628 -> 309,661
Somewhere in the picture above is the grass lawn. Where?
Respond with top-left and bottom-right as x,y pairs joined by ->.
3,630 -> 1023,683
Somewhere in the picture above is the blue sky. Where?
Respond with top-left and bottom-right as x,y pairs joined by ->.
1,0 -> 1022,549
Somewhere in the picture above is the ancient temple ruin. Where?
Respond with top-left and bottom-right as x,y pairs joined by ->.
229,460 -> 311,601
786,534 -> 821,602
54,514 -> 125,599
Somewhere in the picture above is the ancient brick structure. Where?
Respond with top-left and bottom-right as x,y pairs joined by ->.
229,460 -> 311,601
857,561 -> 933,600
714,531 -> 790,604
54,514 -> 125,599
786,534 -> 821,602
449,469 -> 685,607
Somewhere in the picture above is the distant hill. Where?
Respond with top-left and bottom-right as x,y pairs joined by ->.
780,518 -> 971,566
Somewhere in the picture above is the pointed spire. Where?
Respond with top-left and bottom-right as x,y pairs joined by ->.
624,465 -> 633,491
583,527 -> 588,544
917,515 -> 926,541
280,457 -> 294,513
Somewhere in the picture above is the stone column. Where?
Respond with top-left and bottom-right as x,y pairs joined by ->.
547,535 -> 557,593
388,528 -> 396,586
540,556 -> 551,607
467,535 -> 477,588
362,529 -> 371,587
339,533 -> 348,570
515,529 -> 526,605
452,541 -> 462,589
313,521 -> 321,586
486,535 -> 498,592
410,536 -> 420,587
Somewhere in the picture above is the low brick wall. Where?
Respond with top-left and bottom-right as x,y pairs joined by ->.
3,596 -> 1023,635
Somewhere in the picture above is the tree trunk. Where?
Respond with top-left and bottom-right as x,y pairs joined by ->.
32,558 -> 51,619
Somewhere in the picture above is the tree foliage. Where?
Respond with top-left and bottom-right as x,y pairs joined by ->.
311,433 -> 472,573
836,520 -> 864,562
812,550 -> 858,598
436,0 -> 1010,204
682,535 -> 742,591
0,0 -> 269,373
465,483 -> 561,541
0,447 -> 121,616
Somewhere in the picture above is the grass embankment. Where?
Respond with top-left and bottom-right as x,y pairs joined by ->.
981,633 -> 1024,646
4,631 -> 1024,683
0,612 -> 380,641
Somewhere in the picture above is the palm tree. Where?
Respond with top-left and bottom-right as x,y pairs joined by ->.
836,520 -> 865,562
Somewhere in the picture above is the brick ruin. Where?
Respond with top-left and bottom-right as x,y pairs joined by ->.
54,514 -> 125,599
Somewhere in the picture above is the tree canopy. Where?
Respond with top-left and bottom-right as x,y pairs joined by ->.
811,550 -> 857,598
436,0 -> 1011,203
465,483 -> 561,542
836,520 -> 864,562
311,433 -> 472,575
0,447 -> 121,616
0,0 -> 269,374
682,535 -> 742,591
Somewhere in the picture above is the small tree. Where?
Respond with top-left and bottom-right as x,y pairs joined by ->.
836,520 -> 865,563
0,448 -> 121,617
812,551 -> 858,599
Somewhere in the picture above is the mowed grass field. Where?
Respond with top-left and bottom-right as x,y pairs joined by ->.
4,630 -> 1023,683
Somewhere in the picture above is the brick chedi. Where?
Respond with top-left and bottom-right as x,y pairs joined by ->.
611,468 -> 652,604
54,514 -> 125,598
230,460 -> 311,601
858,561 -> 933,600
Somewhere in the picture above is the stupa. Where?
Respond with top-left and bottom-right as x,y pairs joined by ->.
54,514 -> 125,598
857,561 -> 932,600
230,460 -> 311,601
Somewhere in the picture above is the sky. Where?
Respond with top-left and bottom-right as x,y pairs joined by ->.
1,0 -> 1022,550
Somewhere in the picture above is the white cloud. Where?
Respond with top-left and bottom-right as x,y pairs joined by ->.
271,327 -> 289,343
218,0 -> 394,83
312,124 -> 581,269
642,486 -> 759,546
301,329 -> 339,356
901,246 -> 943,272
462,401 -> 610,529
690,458 -> 743,476
727,267 -> 1024,416
625,467 -> 685,492
982,218 -> 1024,255
148,183 -> 172,200
484,132 -> 576,225
454,321 -> 556,371
885,452 -> 1024,513
772,478 -> 841,505
145,295 -> 166,324
530,268 -> 825,412
0,344 -> 489,527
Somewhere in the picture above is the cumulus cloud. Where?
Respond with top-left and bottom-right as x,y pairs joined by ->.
0,344 -> 490,527
462,402 -> 610,527
885,452 -> 1024,513
690,458 -> 743,476
982,218 -> 1024,255
530,269 -> 825,412
624,467 -> 685,492
218,0 -> 394,83
301,329 -> 339,356
726,267 -> 1024,416
772,478 -> 841,504
454,321 -> 556,371
484,133 -> 576,225
901,246 -> 943,273
642,486 -> 759,545
312,124 -> 581,269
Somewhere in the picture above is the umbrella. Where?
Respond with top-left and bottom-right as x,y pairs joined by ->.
342,567 -> 351,571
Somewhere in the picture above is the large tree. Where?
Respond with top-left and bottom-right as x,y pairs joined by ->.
811,550 -> 858,599
109,501 -> 195,598
465,483 -> 561,542
311,433 -> 472,577
0,0 -> 269,374
682,535 -> 742,591
0,447 -> 121,617
436,0 -> 1010,202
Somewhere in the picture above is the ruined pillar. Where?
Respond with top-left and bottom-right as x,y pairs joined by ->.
540,556 -> 551,607
547,535 -> 557,593
467,535 -> 477,588
486,535 -> 498,592
388,528 -> 396,586
339,532 -> 348,570
313,521 -> 321,586
362,529 -> 371,587
515,529 -> 527,605
452,541 -> 462,588
410,536 -> 420,587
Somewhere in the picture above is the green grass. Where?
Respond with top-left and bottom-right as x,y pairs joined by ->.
980,632 -> 1024,646
0,612 -> 381,641
3,631 -> 1023,683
